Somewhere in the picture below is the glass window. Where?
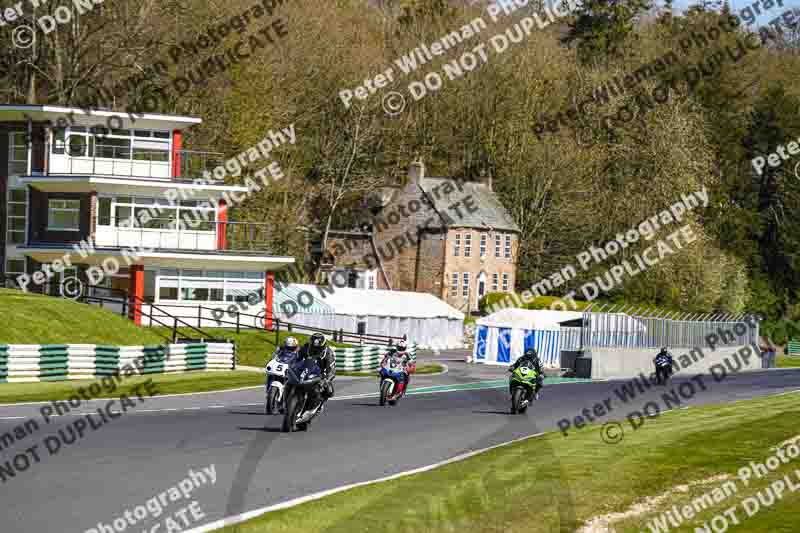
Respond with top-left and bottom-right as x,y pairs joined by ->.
505,235 -> 512,258
454,233 -> 460,256
206,271 -> 226,278
153,131 -> 170,139
464,233 -> 472,258
115,206 -> 133,228
7,187 -> 27,245
492,273 -> 499,292
209,288 -> 225,301
181,287 -> 209,301
451,272 -> 459,294
159,286 -> 178,300
9,132 -> 27,175
181,270 -> 203,278
94,137 -> 131,160
6,259 -> 25,274
502,273 -> 510,292
52,128 -> 66,155
480,234 -> 487,256
495,235 -> 501,257
462,272 -> 470,297
98,198 -> 112,226
47,199 -> 80,231
67,135 -> 87,157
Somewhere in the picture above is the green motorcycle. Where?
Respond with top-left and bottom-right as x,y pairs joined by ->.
509,365 -> 539,414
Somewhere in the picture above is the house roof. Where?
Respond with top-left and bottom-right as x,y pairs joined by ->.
418,177 -> 520,233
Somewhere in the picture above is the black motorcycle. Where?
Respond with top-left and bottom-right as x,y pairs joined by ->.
281,357 -> 326,432
654,356 -> 674,385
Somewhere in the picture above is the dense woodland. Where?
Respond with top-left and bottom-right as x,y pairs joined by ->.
1,0 -> 800,341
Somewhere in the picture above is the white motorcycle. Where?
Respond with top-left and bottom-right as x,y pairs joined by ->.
265,350 -> 297,415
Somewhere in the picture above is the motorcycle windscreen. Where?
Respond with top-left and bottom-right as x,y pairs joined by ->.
296,358 -> 322,380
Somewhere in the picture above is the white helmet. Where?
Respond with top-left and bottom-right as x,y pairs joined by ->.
284,336 -> 299,349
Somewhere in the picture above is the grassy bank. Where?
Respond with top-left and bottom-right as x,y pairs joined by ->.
777,355 -> 800,368
0,289 -> 164,345
218,392 -> 800,533
0,371 -> 264,404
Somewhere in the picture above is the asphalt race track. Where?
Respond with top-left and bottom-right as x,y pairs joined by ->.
0,361 -> 798,533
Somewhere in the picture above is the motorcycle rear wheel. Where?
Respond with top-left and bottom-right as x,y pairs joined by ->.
266,386 -> 279,415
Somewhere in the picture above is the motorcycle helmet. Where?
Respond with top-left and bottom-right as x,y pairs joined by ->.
309,332 -> 327,355
396,339 -> 408,351
525,348 -> 538,357
284,336 -> 299,350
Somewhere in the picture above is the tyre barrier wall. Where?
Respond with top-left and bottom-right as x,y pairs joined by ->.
0,343 -> 236,383
334,344 -> 417,372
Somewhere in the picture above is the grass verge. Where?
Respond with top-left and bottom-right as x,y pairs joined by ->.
0,289 -> 165,345
777,355 -> 800,368
0,371 -> 264,404
216,392 -> 800,533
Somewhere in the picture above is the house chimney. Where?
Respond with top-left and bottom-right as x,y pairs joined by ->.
407,158 -> 425,184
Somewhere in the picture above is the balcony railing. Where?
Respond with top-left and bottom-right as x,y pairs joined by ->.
88,217 -> 272,253
178,150 -> 224,179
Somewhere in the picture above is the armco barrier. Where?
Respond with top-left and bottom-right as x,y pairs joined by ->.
334,344 -> 417,372
0,343 -> 235,383
788,339 -> 800,356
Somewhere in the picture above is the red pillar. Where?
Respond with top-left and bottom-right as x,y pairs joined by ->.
171,130 -> 183,178
216,199 -> 228,250
264,272 -> 274,330
130,265 -> 144,326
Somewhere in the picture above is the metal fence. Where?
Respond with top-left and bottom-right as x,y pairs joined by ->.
580,304 -> 760,350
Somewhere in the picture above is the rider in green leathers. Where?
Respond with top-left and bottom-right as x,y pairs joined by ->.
509,348 -> 544,399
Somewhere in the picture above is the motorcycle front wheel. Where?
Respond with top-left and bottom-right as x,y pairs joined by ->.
380,380 -> 391,406
266,386 -> 279,415
282,390 -> 301,433
511,386 -> 523,414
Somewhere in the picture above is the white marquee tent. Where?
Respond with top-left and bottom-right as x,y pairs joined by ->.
273,284 -> 465,349
473,308 -> 584,367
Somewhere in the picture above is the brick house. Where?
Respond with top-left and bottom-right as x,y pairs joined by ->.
315,161 -> 520,312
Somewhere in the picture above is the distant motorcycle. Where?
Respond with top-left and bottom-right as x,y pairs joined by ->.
379,354 -> 409,406
655,357 -> 674,385
509,364 -> 538,415
265,350 -> 297,415
282,357 -> 327,432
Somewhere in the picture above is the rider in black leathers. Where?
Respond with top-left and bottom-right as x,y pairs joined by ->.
509,349 -> 544,398
298,332 -> 336,400
654,347 -> 674,385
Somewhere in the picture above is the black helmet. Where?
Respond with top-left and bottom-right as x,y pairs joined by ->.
309,333 -> 327,355
525,348 -> 538,357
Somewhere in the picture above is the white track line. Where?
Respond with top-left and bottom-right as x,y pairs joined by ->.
0,382 -> 507,420
185,431 -> 547,533
0,384 -> 264,408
